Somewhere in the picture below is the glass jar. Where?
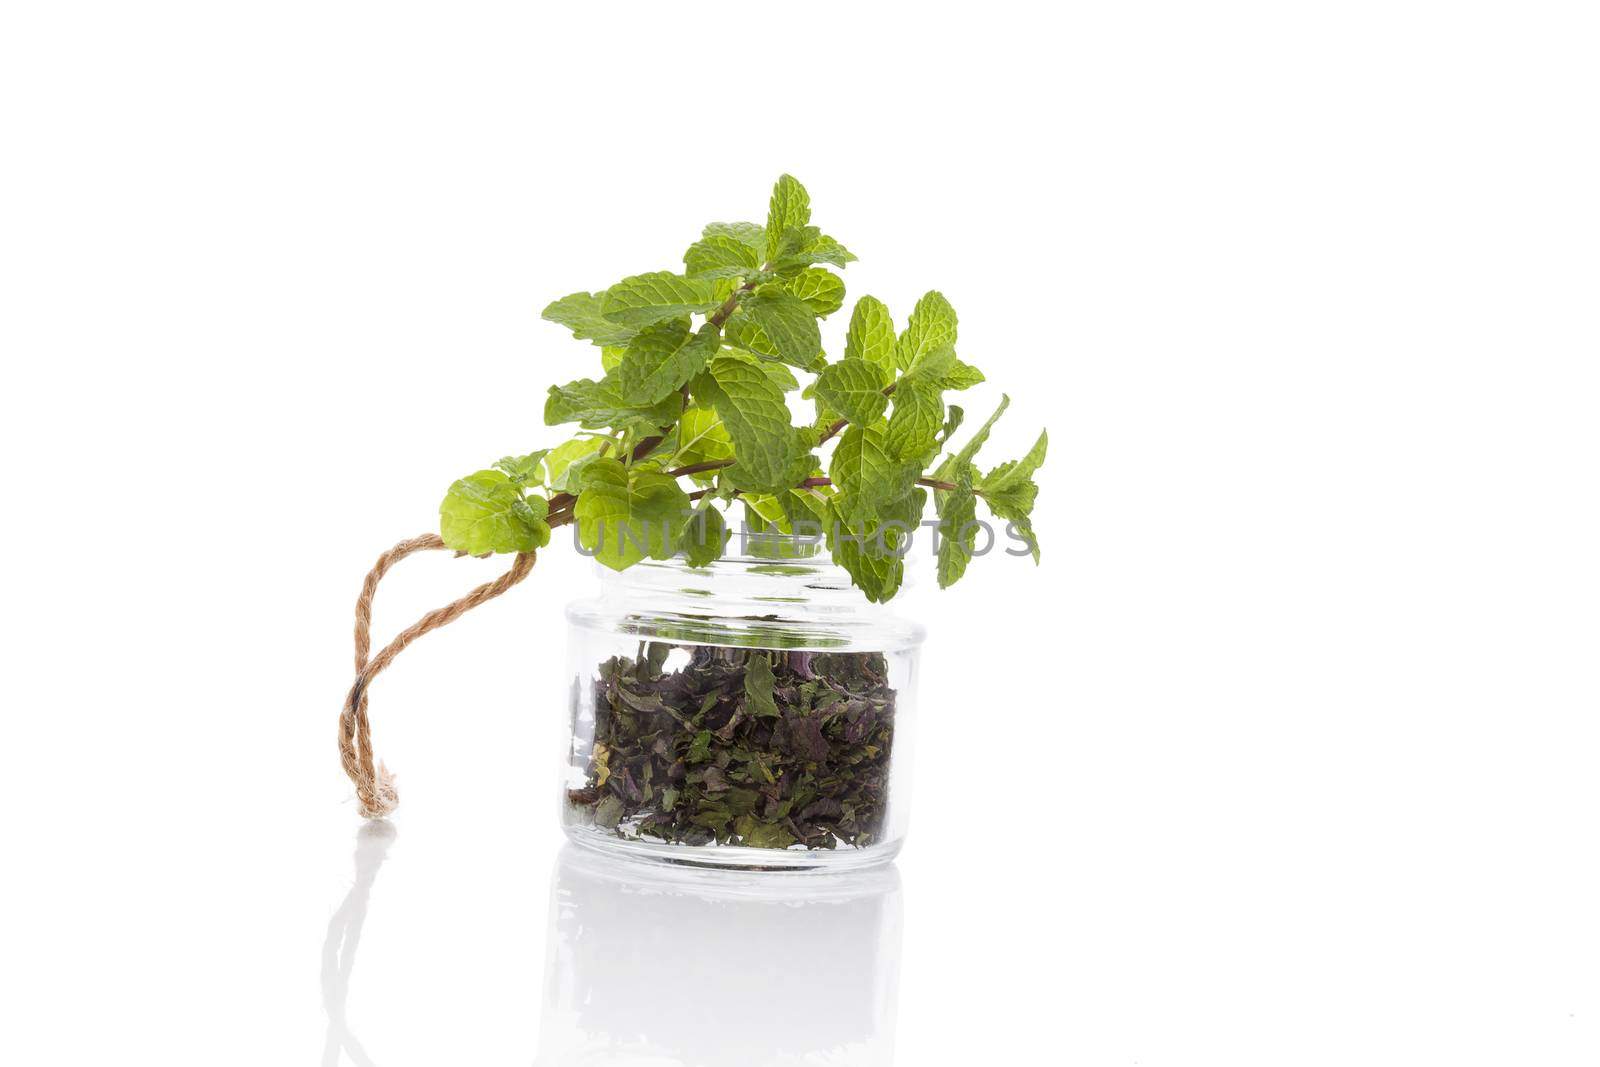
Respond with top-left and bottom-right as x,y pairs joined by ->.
562,544 -> 925,871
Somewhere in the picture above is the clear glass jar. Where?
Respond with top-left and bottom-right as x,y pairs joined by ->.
562,544 -> 925,871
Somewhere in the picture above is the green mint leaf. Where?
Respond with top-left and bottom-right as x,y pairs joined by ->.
845,296 -> 896,373
694,355 -> 806,492
829,420 -> 920,524
542,291 -> 639,347
830,526 -> 900,602
741,482 -> 831,543
895,290 -> 958,371
983,490 -> 1040,562
978,428 -> 1047,562
742,491 -> 788,532
544,377 -> 680,434
938,394 -> 1010,476
900,342 -> 958,385
884,378 -> 943,463
672,405 -> 735,473
702,221 -> 766,256
899,342 -> 982,391
613,317 -> 688,403
439,470 -> 551,555
544,437 -> 608,493
730,290 -> 822,369
938,360 -> 985,391
493,450 -> 550,485
778,482 -> 833,535
765,175 -> 812,262
744,652 -> 781,717
600,345 -> 626,371
828,487 -> 924,603
814,358 -> 890,427
683,235 -> 761,279
784,268 -> 846,318
756,359 -> 800,392
574,457 -> 690,571
615,320 -> 719,405
770,226 -> 856,273
680,500 -> 729,567
716,347 -> 802,392
999,510 -> 1040,562
935,462 -> 979,588
724,438 -> 816,495
980,428 -> 1047,494
723,315 -> 774,361
881,482 -> 927,545
937,405 -> 965,449
599,272 -> 721,326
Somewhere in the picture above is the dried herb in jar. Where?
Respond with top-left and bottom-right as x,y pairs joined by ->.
568,642 -> 896,850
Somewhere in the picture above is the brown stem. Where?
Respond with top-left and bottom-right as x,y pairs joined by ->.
707,280 -> 757,329
815,383 -> 898,447
815,418 -> 849,446
625,434 -> 668,466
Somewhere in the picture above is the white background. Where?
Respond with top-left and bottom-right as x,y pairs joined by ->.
2,3 -> 1597,1064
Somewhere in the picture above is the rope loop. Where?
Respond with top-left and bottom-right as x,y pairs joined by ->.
337,534 -> 536,817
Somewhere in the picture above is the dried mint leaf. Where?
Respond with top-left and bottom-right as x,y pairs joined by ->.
568,642 -> 896,850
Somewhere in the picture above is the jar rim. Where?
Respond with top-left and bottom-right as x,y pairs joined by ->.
596,533 -> 919,590
573,539 -> 925,652
596,551 -> 921,596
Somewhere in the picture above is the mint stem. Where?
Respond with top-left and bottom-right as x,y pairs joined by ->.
815,383 -> 897,447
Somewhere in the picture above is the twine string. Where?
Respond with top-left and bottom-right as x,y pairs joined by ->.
338,533 -> 536,817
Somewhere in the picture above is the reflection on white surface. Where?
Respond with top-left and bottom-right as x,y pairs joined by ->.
321,820 -> 397,1067
536,844 -> 904,1067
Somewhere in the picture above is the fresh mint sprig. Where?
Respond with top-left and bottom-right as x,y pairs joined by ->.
437,175 -> 1047,601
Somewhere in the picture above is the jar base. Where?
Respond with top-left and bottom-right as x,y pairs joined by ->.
563,823 -> 902,873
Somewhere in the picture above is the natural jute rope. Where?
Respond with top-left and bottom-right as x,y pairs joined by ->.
338,533 -> 536,817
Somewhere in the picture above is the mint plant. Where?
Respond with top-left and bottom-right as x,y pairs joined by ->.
437,174 -> 1046,600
